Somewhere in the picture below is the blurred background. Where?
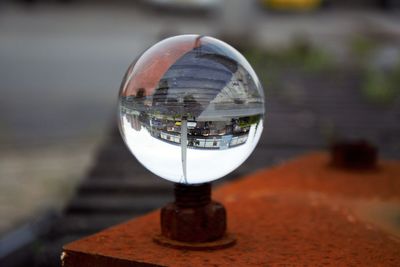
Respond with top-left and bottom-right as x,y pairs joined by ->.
0,0 -> 399,266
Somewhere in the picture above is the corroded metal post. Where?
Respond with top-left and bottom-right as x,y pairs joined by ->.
155,183 -> 235,250
330,140 -> 377,169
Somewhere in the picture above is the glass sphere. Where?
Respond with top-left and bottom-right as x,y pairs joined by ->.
118,35 -> 264,184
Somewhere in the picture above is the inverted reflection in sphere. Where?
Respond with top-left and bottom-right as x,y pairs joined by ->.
118,35 -> 265,184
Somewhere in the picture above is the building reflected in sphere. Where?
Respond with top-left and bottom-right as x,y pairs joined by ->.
118,35 -> 265,184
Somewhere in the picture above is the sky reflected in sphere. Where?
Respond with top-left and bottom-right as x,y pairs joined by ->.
118,35 -> 265,184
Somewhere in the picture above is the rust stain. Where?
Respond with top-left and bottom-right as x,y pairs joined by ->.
63,152 -> 400,267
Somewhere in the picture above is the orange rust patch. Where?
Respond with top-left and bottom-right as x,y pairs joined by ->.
63,152 -> 400,267
214,152 -> 400,200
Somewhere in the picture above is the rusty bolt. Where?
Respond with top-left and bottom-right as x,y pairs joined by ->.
330,140 -> 378,170
160,183 -> 226,243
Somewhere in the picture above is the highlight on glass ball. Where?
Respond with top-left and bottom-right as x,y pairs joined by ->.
118,35 -> 265,184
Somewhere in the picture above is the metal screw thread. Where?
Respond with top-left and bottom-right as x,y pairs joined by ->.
174,183 -> 211,207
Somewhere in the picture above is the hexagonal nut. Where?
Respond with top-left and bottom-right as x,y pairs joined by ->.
161,201 -> 226,242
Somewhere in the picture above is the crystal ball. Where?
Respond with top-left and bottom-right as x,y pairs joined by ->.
118,35 -> 265,184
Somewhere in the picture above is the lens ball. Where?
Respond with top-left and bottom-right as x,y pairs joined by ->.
118,35 -> 265,184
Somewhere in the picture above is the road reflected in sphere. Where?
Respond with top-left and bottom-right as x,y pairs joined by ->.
118,35 -> 265,184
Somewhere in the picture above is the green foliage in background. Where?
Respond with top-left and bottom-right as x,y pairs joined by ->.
243,35 -> 400,106
350,36 -> 378,64
243,38 -> 333,96
362,64 -> 400,105
351,36 -> 400,105
244,38 -> 332,71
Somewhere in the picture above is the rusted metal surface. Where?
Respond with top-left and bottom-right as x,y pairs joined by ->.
15,68 -> 400,267
62,153 -> 400,267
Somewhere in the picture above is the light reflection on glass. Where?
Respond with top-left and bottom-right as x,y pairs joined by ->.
118,35 -> 264,184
